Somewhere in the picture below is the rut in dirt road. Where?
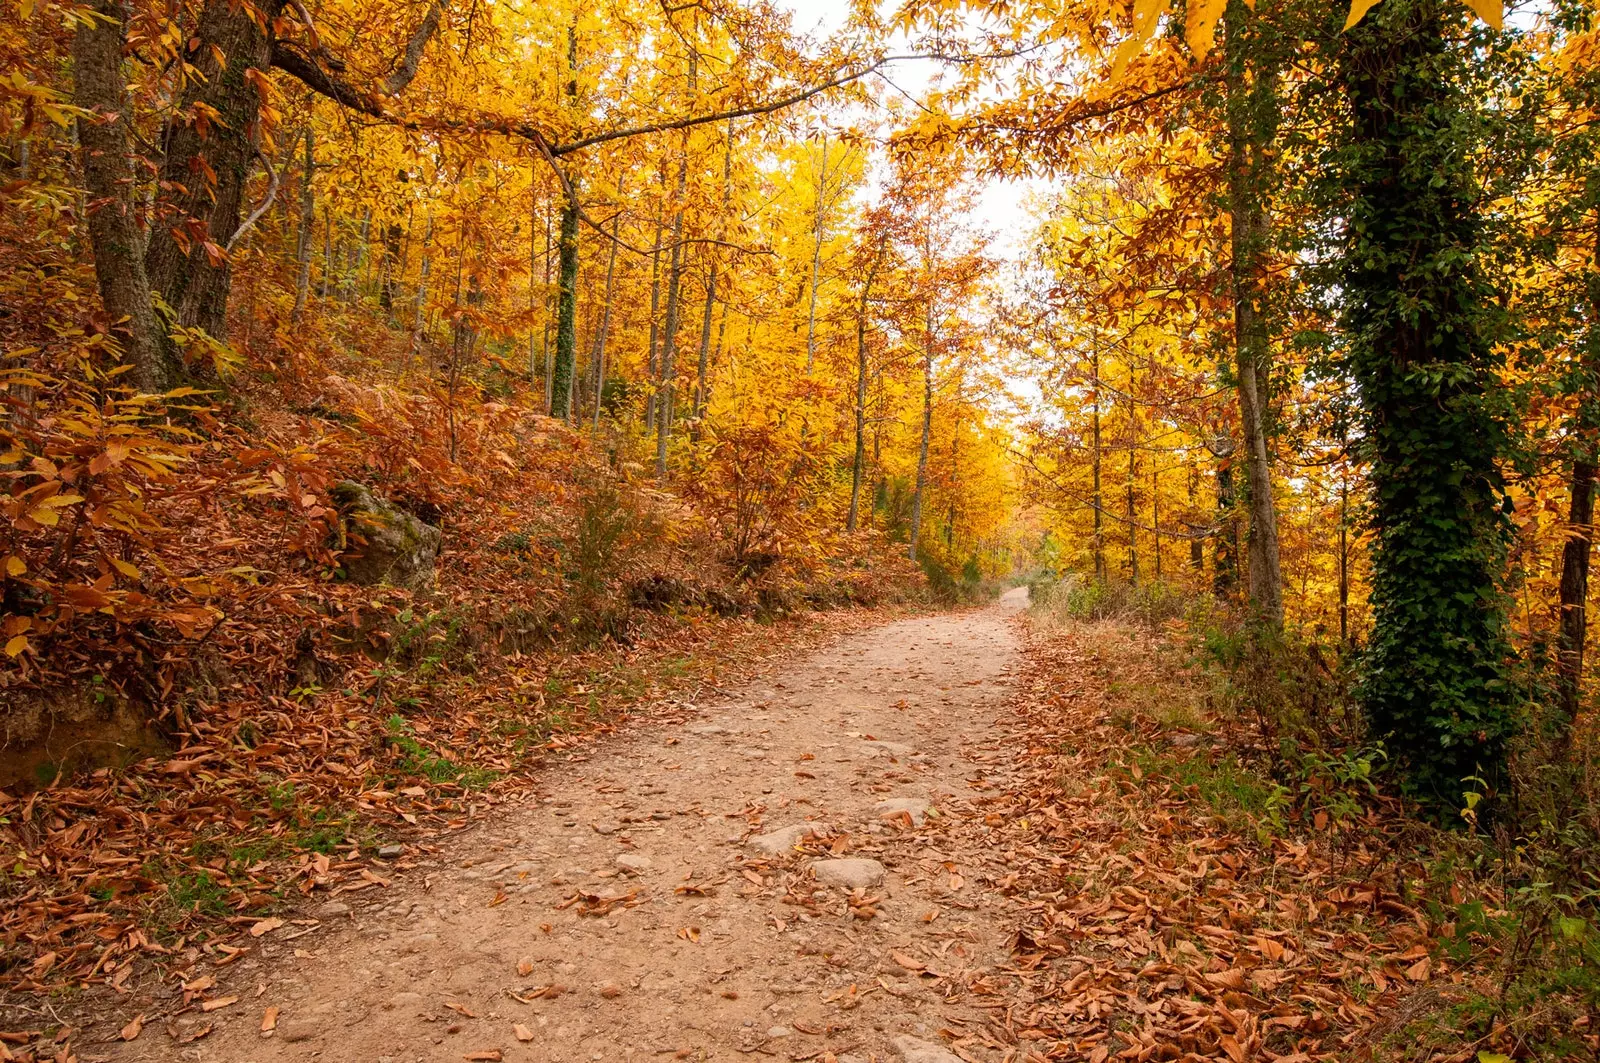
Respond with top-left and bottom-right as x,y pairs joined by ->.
115,589 -> 1031,1063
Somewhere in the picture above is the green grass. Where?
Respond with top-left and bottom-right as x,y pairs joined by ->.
1129,747 -> 1289,840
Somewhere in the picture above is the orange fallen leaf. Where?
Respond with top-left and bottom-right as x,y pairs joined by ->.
516,959 -> 535,977
463,1052 -> 502,1062
119,1014 -> 144,1041
514,1024 -> 535,1042
200,995 -> 239,1012
249,917 -> 285,937
261,1007 -> 279,1032
444,1001 -> 479,1018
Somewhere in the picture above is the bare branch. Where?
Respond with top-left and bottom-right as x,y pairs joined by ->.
225,148 -> 280,252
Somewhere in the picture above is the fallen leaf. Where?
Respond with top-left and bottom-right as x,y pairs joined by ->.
463,1052 -> 502,1062
119,1014 -> 144,1041
261,1007 -> 279,1032
249,917 -> 285,937
514,1024 -> 535,1042
201,995 -> 239,1012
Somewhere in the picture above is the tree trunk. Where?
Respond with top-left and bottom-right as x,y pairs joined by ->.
292,128 -> 315,322
409,213 -> 433,373
909,301 -> 934,563
590,213 -> 620,434
71,0 -> 179,392
1338,0 -> 1516,797
144,0 -> 286,339
1557,224 -> 1600,742
644,201 -> 665,433
847,237 -> 885,533
656,130 -> 691,478
1091,338 -> 1105,579
550,178 -> 581,420
1213,436 -> 1239,598
1224,0 -> 1284,627
805,137 -> 829,372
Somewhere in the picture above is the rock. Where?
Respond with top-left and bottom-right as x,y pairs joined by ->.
614,853 -> 652,874
766,1026 -> 793,1038
277,1018 -> 320,1044
598,982 -> 622,999
385,991 -> 425,1010
874,797 -> 933,826
377,844 -> 403,858
860,740 -> 916,759
748,824 -> 818,856
329,481 -> 441,590
891,1035 -> 963,1063
317,901 -> 352,918
627,574 -> 704,612
811,858 -> 885,890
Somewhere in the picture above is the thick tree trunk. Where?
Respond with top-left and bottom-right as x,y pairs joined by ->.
145,0 -> 286,339
1224,0 -> 1284,627
1558,458 -> 1596,738
1557,233 -> 1600,741
71,0 -> 179,392
550,179 -> 581,420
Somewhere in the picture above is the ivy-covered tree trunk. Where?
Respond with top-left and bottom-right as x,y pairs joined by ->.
549,179 -> 581,421
1337,0 -> 1515,800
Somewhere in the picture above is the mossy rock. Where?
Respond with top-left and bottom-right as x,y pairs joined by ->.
330,481 -> 442,590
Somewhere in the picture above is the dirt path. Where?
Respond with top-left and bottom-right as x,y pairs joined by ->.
111,589 -> 1031,1063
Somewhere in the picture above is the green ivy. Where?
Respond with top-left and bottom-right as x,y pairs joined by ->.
1332,0 -> 1519,803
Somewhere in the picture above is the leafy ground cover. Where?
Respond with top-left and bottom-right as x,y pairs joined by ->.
981,612 -> 1595,1062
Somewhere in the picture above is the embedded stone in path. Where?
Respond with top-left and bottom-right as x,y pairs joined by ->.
748,823 -> 818,856
811,858 -> 885,889
860,740 -> 916,758
614,852 -> 652,874
874,797 -> 933,826
891,1034 -> 963,1063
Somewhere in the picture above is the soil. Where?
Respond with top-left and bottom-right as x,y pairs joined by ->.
102,588 -> 1031,1063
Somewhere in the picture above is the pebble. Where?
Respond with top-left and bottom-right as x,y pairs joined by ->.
860,740 -> 916,758
376,844 -> 403,858
874,797 -> 933,825
891,1034 -> 963,1063
811,858 -> 886,890
317,901 -> 352,918
615,853 -> 652,873
747,824 -> 816,856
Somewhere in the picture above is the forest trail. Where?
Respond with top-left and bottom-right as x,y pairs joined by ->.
114,588 -> 1032,1063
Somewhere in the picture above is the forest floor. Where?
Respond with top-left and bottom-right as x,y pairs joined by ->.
80,588 -> 1035,1063
34,587 -> 1482,1063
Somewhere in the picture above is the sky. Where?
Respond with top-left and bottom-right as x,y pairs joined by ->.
774,0 -> 1050,265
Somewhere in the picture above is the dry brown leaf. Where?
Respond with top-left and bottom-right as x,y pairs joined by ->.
513,1024 -> 535,1042
119,1014 -> 144,1041
261,1007 -> 279,1032
200,995 -> 239,1012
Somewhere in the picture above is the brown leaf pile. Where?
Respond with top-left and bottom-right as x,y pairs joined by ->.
959,619 -> 1491,1063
